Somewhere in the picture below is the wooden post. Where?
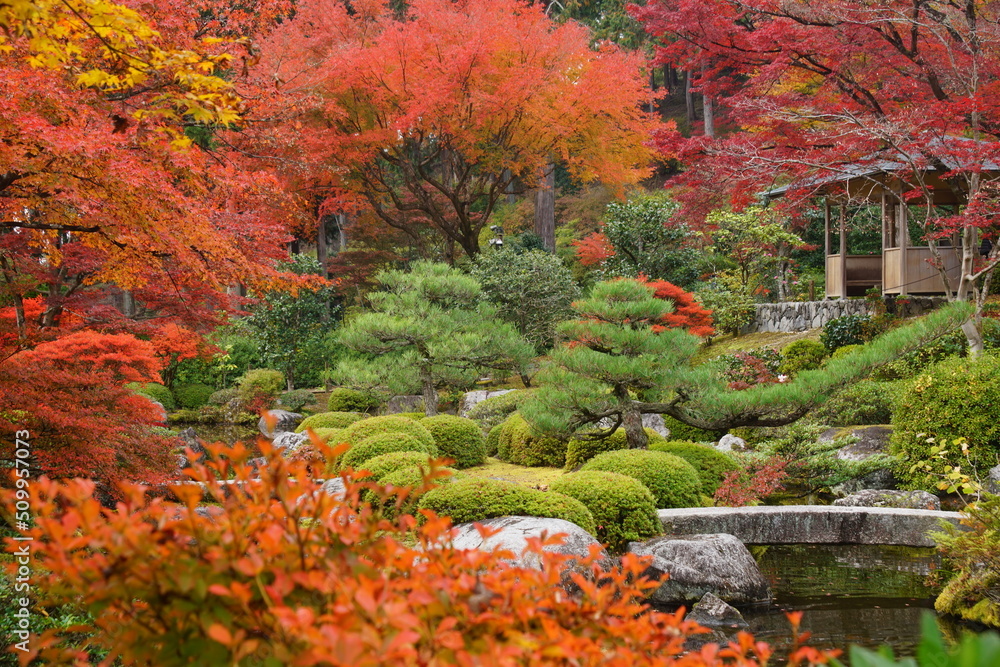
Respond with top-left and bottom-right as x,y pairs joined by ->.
880,189 -> 887,295
824,199 -> 831,298
839,203 -> 847,299
896,182 -> 908,296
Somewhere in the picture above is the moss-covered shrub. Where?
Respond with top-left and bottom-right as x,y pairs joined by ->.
484,424 -> 503,458
296,411 -> 367,433
340,415 -> 435,449
420,415 -> 487,468
805,379 -> 897,427
496,413 -> 566,467
564,428 -> 666,471
466,391 -> 528,432
891,354 -> 1000,489
128,382 -> 176,411
279,389 -> 314,412
374,466 -> 456,521
327,388 -> 380,413
417,478 -> 596,535
777,339 -> 827,376
355,451 -> 437,481
830,343 -> 863,361
236,369 -> 284,408
173,383 -> 215,409
648,441 -> 739,496
580,450 -> 702,509
311,428 -> 345,444
395,412 -> 427,421
340,432 -> 437,470
549,471 -> 661,552
661,415 -> 726,443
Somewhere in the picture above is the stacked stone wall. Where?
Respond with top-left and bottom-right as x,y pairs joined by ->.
745,297 -> 947,333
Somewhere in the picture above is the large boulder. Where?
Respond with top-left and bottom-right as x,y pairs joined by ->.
833,489 -> 940,511
628,533 -> 771,605
258,410 -> 303,438
683,592 -> 750,651
459,389 -> 515,417
715,434 -> 747,453
450,516 -> 606,570
642,413 -> 669,438
177,427 -> 208,469
988,464 -> 1000,495
825,426 -> 898,494
272,431 -> 310,456
387,395 -> 425,414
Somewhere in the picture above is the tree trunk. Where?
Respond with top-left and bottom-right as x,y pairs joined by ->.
685,71 -> 696,125
963,317 -> 985,358
703,95 -> 715,138
422,369 -> 438,417
317,214 -> 328,279
622,405 -> 648,449
534,163 -> 556,252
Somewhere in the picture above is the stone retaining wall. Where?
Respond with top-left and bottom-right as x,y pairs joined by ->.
657,505 -> 964,547
745,296 -> 948,333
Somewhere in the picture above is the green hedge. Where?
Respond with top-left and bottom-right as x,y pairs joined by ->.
777,339 -> 827,376
550,471 -> 661,552
661,415 -> 726,443
311,428 -> 345,444
648,440 -> 739,496
891,354 -> 1000,489
174,383 -> 215,409
466,391 -> 528,432
327,388 -> 380,413
129,382 -> 176,411
484,424 -> 503,458
580,449 -> 702,509
418,478 -> 596,535
564,428 -> 666,471
278,389 -> 314,412
420,415 -> 487,468
496,413 -> 566,468
340,415 -> 435,449
296,412 -> 367,433
339,432 -> 437,470
373,466 -> 455,521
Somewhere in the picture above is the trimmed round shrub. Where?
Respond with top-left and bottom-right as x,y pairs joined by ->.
890,354 -> 1000,489
129,382 -> 176,411
420,415 -> 487,468
661,415 -> 726,443
466,391 -> 528,432
580,449 -> 702,509
279,389 -> 314,412
339,432 -> 437,470
311,428 -> 345,444
496,413 -> 566,467
484,424 -> 503,458
648,441 -> 739,496
341,415 -> 435,449
236,369 -> 284,409
173,383 -> 215,409
395,412 -> 427,421
564,428 -> 666,471
207,387 -> 237,406
356,451 -> 436,481
327,388 -> 380,413
373,466 -> 455,521
806,379 -> 897,427
777,339 -> 827,376
550,471 -> 661,552
830,343 -> 863,361
417,478 -> 596,535
297,411 -> 367,433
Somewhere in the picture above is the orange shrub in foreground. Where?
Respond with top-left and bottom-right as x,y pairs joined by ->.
3,441 -> 835,666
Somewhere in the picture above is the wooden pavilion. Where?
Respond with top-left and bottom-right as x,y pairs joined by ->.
766,159 -> 1000,299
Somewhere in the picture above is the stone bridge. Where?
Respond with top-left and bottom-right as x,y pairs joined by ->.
658,505 -> 965,547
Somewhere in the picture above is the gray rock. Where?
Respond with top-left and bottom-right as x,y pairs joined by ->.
319,478 -> 346,501
833,489 -> 940,511
716,434 -> 747,452
686,592 -> 749,629
258,410 -> 303,438
459,389 -> 515,417
177,427 -> 208,468
272,431 -> 309,456
642,413 -> 669,438
149,400 -> 168,422
826,426 -> 898,494
988,465 -> 1000,495
451,516 -> 606,570
628,533 -> 771,605
387,395 -> 425,414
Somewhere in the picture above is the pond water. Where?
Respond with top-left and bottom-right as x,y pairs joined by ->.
742,544 -> 966,660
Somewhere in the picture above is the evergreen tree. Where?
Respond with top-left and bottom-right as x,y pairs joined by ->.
522,279 -> 972,448
334,262 -> 533,416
